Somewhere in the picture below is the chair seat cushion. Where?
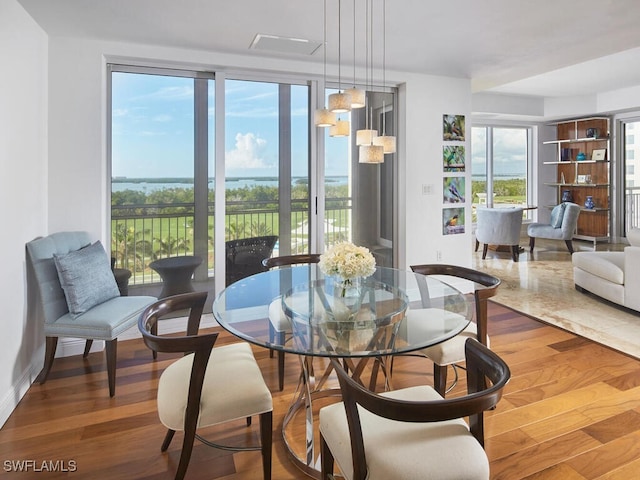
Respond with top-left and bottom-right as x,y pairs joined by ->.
319,385 -> 490,480
43,295 -> 156,340
527,223 -> 566,240
268,297 -> 291,333
421,321 -> 488,365
402,308 -> 483,365
572,251 -> 625,285
158,342 -> 272,431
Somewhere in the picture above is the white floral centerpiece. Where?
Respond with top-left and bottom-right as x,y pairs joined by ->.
319,242 -> 376,295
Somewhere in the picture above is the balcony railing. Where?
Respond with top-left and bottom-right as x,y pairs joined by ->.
111,196 -> 352,285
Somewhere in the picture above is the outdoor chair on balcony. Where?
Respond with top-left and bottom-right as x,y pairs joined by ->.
225,235 -> 278,286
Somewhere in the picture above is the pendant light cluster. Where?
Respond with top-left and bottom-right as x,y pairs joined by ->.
314,0 -> 396,163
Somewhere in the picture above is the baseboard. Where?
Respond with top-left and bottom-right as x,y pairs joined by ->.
0,344 -> 44,429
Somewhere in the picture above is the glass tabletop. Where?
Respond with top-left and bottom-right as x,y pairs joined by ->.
212,265 -> 472,358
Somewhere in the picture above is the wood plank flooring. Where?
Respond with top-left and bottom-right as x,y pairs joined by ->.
2,301 -> 640,479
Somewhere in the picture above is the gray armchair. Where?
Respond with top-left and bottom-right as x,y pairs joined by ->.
26,231 -> 156,396
475,207 -> 523,261
527,202 -> 581,254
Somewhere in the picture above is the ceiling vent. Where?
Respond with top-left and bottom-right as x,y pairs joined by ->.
250,34 -> 322,56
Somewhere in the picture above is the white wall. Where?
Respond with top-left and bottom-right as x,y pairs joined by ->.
0,0 -> 48,427
401,75 -> 472,268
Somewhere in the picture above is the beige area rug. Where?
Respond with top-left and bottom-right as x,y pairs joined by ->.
472,240 -> 640,359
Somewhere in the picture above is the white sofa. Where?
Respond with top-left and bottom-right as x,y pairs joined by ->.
572,228 -> 640,312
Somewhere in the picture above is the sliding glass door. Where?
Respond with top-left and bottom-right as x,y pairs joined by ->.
623,119 -> 640,235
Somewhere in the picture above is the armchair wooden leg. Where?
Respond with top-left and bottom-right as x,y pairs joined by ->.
475,238 -> 479,252
151,323 -> 158,360
268,322 -> 275,358
277,331 -> 286,391
161,429 -> 176,451
105,339 -> 118,397
83,340 -> 93,358
511,245 -> 519,262
529,236 -> 535,253
565,240 -> 574,254
260,411 -> 273,480
482,244 -> 488,259
36,336 -> 58,384
433,363 -> 448,396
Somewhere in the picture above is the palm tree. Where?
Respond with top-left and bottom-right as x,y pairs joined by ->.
111,224 -> 152,272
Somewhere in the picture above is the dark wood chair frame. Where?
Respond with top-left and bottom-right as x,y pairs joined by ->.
320,339 -> 511,480
409,264 -> 501,395
262,254 -> 321,391
138,291 -> 272,480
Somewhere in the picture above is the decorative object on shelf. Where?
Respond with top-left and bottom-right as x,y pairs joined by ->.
577,174 -> 588,184
592,148 -> 606,161
561,148 -> 571,161
586,128 -> 598,138
560,172 -> 566,184
576,152 -> 586,161
585,196 -> 595,210
561,190 -> 573,202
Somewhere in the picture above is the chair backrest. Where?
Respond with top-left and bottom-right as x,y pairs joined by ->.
225,235 -> 278,286
560,203 -> 581,239
475,207 -> 523,246
138,291 -> 217,439
410,264 -> 501,345
262,253 -> 321,269
26,231 -> 92,324
331,338 -> 510,480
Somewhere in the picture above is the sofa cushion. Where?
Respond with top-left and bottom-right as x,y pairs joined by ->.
572,251 -> 625,285
628,228 -> 640,247
550,203 -> 566,228
54,241 -> 121,318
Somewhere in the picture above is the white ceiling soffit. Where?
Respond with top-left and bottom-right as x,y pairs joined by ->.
250,34 -> 322,56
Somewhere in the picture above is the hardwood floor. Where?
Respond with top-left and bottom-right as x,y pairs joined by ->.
2,302 -> 640,479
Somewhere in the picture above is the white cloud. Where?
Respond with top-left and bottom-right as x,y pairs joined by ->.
153,114 -> 172,122
226,132 -> 271,170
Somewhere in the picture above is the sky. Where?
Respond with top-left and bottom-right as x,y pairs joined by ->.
471,126 -> 528,177
111,72 -> 348,179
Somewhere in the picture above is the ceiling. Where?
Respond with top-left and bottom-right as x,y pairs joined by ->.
17,0 -> 640,99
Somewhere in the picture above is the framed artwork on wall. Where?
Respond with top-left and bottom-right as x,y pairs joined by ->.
443,114 -> 465,142
443,145 -> 465,172
443,177 -> 465,203
443,207 -> 465,235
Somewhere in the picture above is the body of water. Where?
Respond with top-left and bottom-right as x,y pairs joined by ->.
112,176 -> 348,193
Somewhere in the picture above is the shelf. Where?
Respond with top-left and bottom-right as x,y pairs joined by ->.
545,205 -> 609,212
545,116 -> 611,244
543,160 -> 609,165
543,137 -> 609,145
544,183 -> 609,187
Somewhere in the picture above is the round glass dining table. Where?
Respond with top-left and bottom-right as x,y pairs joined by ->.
212,265 -> 473,478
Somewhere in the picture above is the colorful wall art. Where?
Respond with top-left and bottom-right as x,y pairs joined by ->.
443,114 -> 465,142
443,207 -> 465,235
443,145 -> 465,172
443,177 -> 465,203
